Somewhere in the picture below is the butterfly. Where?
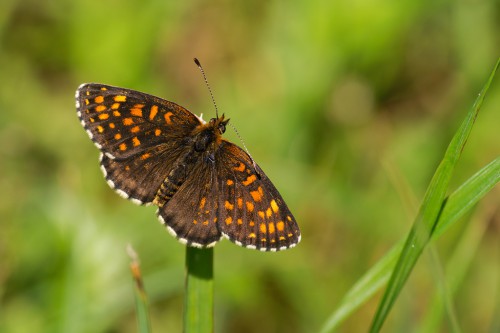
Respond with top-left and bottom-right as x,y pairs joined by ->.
75,82 -> 300,251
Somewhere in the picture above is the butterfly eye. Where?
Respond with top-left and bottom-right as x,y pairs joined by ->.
218,122 -> 226,134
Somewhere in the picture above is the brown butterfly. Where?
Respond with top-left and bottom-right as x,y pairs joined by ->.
76,80 -> 300,251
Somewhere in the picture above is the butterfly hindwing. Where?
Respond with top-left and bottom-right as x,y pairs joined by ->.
156,155 -> 223,247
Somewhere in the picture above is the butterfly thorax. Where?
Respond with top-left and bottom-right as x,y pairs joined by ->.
154,114 -> 229,207
192,114 -> 229,150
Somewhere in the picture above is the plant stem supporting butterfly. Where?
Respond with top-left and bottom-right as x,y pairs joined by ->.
184,247 -> 214,332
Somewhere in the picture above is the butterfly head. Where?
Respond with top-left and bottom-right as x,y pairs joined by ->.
210,114 -> 230,135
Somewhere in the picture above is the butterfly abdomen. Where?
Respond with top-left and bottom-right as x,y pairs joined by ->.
155,125 -> 219,207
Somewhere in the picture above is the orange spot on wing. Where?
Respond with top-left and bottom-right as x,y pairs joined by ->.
149,105 -> 158,120
225,201 -> 234,210
94,96 -> 104,103
154,129 -> 161,136
97,125 -> 104,133
130,108 -> 143,117
266,208 -> 272,218
114,133 -> 122,140
164,112 -> 173,124
249,221 -> 255,226
202,220 -> 209,225
226,179 -> 234,186
237,198 -> 243,209
259,223 -> 267,233
276,221 -> 284,231
123,118 -> 134,126
130,125 -> 140,133
199,197 -> 206,209
234,163 -> 245,172
132,137 -> 141,146
114,95 -> 126,102
248,233 -> 256,238
238,219 -> 243,225
98,113 -> 109,120
119,143 -> 127,151
258,211 -> 265,219
268,222 -> 275,234
113,110 -> 121,117
140,153 -> 151,160
109,123 -> 115,128
100,87 -> 107,91
242,174 -> 257,186
246,201 -> 254,212
111,103 -> 120,110
225,217 -> 232,225
85,99 -> 89,105
270,199 -> 279,213
250,186 -> 264,202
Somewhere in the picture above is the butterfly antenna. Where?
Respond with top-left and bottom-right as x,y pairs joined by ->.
194,58 -> 259,175
228,121 -> 259,176
194,58 -> 219,119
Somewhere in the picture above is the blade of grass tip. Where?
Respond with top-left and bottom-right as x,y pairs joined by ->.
319,155 -> 500,333
369,59 -> 500,333
184,246 -> 214,333
127,244 -> 152,333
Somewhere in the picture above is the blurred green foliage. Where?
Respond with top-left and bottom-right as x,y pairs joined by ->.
0,0 -> 498,332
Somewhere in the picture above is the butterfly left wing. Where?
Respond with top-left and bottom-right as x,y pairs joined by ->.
76,83 -> 202,205
214,141 -> 301,251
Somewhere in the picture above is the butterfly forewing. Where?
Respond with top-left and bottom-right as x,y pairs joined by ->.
76,83 -> 200,159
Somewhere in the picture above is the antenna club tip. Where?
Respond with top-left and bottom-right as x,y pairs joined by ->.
194,58 -> 201,67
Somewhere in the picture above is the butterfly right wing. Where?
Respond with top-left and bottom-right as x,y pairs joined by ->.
215,141 -> 301,251
76,83 -> 201,204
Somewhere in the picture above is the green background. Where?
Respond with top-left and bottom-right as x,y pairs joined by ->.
1,0 -> 498,332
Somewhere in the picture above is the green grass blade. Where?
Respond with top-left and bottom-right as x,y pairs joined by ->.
319,59 -> 500,333
127,245 -> 152,333
319,156 -> 500,333
184,247 -> 214,333
433,157 -> 500,239
417,203 -> 492,333
368,58 -> 500,333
